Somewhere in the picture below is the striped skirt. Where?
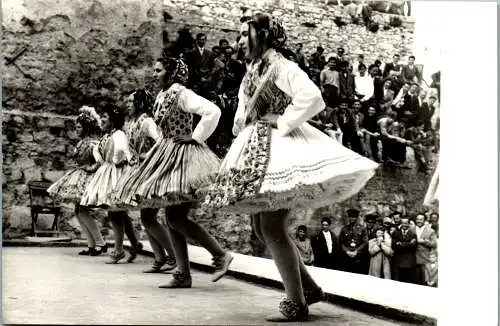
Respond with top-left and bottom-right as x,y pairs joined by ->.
80,163 -> 131,208
112,138 -> 221,209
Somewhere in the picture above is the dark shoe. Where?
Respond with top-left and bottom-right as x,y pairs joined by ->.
78,248 -> 91,256
127,242 -> 143,263
265,299 -> 309,322
105,251 -> 126,264
304,287 -> 324,305
143,259 -> 177,273
89,246 -> 105,256
158,271 -> 192,288
212,252 -> 233,282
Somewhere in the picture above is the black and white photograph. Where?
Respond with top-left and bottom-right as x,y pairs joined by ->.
1,0 -> 497,325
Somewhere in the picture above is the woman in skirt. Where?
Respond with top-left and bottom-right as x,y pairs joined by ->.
423,158 -> 439,207
114,57 -> 233,288
48,106 -> 107,256
80,103 -> 143,264
111,89 -> 177,272
202,13 -> 379,321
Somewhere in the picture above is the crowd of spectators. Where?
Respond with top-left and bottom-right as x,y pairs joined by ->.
293,209 -> 439,287
162,28 -> 440,173
162,27 -> 440,287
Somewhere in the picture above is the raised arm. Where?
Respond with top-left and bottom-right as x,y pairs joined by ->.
178,87 -> 221,144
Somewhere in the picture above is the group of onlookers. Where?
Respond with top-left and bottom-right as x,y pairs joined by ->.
293,209 -> 439,287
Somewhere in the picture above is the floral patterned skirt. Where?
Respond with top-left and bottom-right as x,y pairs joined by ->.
47,168 -> 94,203
80,163 -> 131,208
201,121 -> 379,215
112,138 -> 221,209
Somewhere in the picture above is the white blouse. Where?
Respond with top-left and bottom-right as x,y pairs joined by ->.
233,52 -> 325,137
177,87 -> 221,144
141,116 -> 161,142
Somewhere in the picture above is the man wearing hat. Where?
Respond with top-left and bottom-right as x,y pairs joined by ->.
338,208 -> 370,274
364,213 -> 380,239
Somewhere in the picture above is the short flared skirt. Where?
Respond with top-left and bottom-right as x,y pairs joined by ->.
423,164 -> 439,207
112,138 -> 221,209
47,168 -> 94,203
80,163 -> 131,208
201,122 -> 379,215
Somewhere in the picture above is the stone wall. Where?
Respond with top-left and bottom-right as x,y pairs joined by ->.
2,0 -> 162,237
162,0 -> 416,63
2,0 -> 432,258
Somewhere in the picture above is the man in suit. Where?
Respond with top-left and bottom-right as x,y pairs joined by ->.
414,213 -> 438,285
312,217 -> 338,269
383,53 -> 403,79
415,90 -> 432,131
337,60 -> 355,103
379,79 -> 395,113
338,209 -> 370,274
186,32 -> 215,99
391,217 -> 418,284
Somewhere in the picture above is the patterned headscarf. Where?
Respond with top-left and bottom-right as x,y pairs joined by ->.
250,12 -> 287,49
174,58 -> 189,81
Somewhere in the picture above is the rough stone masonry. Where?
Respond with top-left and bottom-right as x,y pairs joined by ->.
3,0 -> 431,255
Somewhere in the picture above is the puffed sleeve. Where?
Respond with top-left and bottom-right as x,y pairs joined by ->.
141,116 -> 161,142
111,130 -> 132,164
177,87 -> 221,144
232,83 -> 246,136
274,60 -> 326,136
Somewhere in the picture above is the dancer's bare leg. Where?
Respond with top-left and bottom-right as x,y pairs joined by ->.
258,210 -> 305,305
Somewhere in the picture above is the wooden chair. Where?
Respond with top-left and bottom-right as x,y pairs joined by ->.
28,181 -> 62,236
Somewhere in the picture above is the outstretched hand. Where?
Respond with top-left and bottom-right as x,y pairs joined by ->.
172,135 -> 199,145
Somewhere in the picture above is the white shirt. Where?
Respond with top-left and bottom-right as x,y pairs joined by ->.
416,225 -> 425,241
355,74 -> 374,102
233,49 -> 325,137
322,231 -> 333,254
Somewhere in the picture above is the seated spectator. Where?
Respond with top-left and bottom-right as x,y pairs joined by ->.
336,101 -> 364,155
424,251 -> 438,287
406,122 -> 433,173
401,55 -> 421,84
360,106 -> 381,161
368,227 -> 393,279
312,217 -> 338,269
338,60 -> 356,103
294,225 -> 314,266
391,218 -> 418,284
378,112 -> 412,165
379,79 -> 395,113
355,64 -> 375,105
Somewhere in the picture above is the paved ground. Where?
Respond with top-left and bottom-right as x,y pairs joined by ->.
3,247 -> 409,325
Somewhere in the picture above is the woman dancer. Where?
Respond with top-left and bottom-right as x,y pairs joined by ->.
202,13 -> 378,321
47,106 -> 107,256
115,57 -> 233,287
112,89 -> 177,272
80,103 -> 143,264
423,159 -> 439,207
